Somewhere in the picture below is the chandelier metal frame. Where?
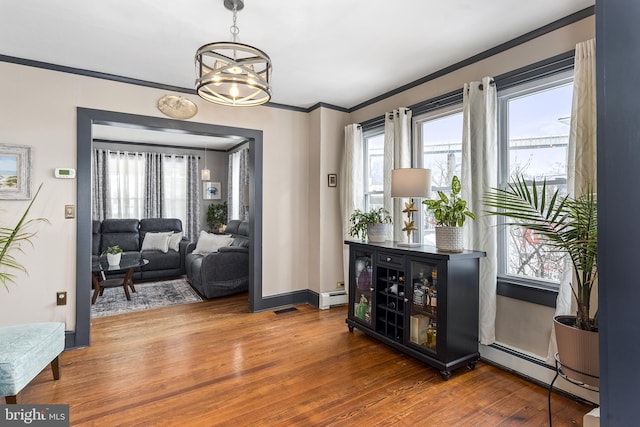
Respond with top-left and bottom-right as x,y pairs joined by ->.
195,0 -> 272,107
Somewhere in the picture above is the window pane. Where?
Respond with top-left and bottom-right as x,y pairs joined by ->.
507,83 -> 572,180
108,151 -> 145,219
364,132 -> 384,212
163,155 -> 187,226
502,78 -> 572,282
420,111 -> 463,244
422,112 -> 463,190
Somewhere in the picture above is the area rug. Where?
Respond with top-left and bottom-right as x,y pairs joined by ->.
91,278 -> 203,318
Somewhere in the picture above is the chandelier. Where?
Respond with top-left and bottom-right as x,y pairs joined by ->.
195,0 -> 272,107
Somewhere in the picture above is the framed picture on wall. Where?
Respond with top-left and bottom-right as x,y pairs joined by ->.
203,182 -> 222,200
0,144 -> 31,200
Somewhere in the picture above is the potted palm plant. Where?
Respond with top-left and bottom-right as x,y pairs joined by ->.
1,184 -> 46,291
422,175 -> 476,252
348,208 -> 392,243
484,175 -> 598,386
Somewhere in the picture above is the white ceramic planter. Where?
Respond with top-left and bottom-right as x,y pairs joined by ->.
554,315 -> 599,387
435,226 -> 464,252
367,223 -> 388,243
107,252 -> 122,266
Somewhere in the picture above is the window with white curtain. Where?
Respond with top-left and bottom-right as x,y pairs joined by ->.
108,151 -> 145,218
414,107 -> 463,245
229,151 -> 241,220
363,129 -> 384,211
163,155 -> 187,226
106,151 -> 189,226
497,71 -> 573,287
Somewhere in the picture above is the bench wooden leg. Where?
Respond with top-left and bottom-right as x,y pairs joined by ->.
5,395 -> 17,404
51,355 -> 61,380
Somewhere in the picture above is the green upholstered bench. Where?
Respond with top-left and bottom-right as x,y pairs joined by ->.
0,322 -> 65,404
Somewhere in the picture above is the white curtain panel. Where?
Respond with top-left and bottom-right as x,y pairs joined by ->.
547,38 -> 597,363
341,124 -> 364,289
461,76 -> 498,345
108,150 -> 145,219
384,108 -> 412,242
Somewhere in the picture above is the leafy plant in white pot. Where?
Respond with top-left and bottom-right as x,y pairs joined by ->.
348,208 -> 392,243
422,175 -> 476,252
484,175 -> 598,386
103,245 -> 124,266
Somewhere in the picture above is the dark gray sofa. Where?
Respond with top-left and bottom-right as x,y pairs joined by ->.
185,220 -> 249,298
92,218 -> 190,281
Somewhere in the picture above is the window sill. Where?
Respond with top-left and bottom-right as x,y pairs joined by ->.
496,277 -> 558,308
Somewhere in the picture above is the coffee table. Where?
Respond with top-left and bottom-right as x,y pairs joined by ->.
91,257 -> 149,304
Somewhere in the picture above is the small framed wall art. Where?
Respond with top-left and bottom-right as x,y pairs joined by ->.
328,173 -> 337,187
203,181 -> 222,200
0,144 -> 31,200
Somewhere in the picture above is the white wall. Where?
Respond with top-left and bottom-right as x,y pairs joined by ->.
0,61 -> 309,328
307,107 -> 350,295
318,108 -> 350,293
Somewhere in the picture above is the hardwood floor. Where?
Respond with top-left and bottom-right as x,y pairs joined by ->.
22,294 -> 593,426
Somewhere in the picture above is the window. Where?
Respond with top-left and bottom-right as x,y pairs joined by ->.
107,151 -> 145,219
106,150 -> 190,227
229,151 -> 241,219
498,71 -> 573,287
414,107 -> 463,245
163,155 -> 188,224
363,129 -> 384,211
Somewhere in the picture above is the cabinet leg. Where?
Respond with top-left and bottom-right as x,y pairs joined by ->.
348,325 -> 354,332
467,360 -> 477,370
440,370 -> 451,380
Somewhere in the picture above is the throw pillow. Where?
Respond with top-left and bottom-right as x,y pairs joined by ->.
141,231 -> 173,253
192,231 -> 234,254
168,231 -> 183,252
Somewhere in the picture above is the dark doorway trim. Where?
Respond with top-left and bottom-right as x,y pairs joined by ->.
74,107 -> 263,347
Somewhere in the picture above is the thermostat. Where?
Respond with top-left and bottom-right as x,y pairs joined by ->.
54,168 -> 76,179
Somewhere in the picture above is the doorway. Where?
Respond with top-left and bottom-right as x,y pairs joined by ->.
75,108 -> 263,347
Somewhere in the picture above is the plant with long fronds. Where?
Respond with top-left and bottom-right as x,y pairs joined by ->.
484,176 -> 597,331
0,184 -> 47,291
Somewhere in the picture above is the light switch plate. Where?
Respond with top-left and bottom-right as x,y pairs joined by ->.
64,205 -> 75,219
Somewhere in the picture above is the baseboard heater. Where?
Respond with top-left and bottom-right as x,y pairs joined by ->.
319,290 -> 348,310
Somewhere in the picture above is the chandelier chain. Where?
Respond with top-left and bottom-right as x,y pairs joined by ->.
230,5 -> 240,42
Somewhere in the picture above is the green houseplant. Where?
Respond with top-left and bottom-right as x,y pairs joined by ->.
422,175 -> 476,252
0,184 -> 46,291
207,202 -> 228,233
103,245 -> 124,266
484,175 -> 598,385
348,208 -> 392,243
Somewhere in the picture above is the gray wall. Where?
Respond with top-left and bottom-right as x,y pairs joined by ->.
596,1 -> 640,424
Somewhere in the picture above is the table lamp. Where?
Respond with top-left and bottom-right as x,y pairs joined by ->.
391,168 -> 432,246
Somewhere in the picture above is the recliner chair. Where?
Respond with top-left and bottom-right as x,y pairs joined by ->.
184,220 -> 249,298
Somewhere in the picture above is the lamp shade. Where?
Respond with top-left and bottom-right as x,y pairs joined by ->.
391,168 -> 432,199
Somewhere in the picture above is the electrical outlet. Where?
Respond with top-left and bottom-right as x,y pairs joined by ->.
56,292 -> 67,306
64,205 -> 75,219
337,281 -> 345,288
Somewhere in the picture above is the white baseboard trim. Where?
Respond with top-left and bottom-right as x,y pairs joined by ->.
480,343 -> 599,405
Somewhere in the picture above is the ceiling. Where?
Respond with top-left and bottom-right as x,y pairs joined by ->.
93,124 -> 246,151
1,0 -> 593,111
